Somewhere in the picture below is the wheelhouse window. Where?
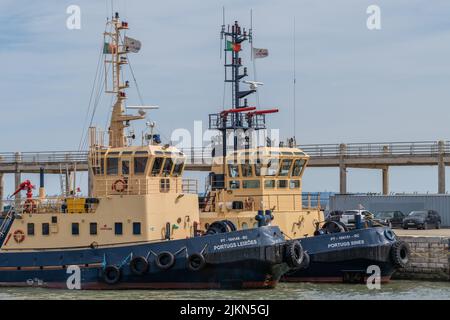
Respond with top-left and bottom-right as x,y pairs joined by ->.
115,223 -> 123,235
42,223 -> 50,236
255,159 -> 262,176
134,157 -> 148,175
277,180 -> 288,188
292,159 -> 306,177
290,180 -> 300,189
160,178 -> 170,192
133,222 -> 141,235
72,223 -> 79,235
243,180 -> 260,189
106,157 -> 119,175
264,180 -> 275,188
279,159 -> 293,176
264,158 -> 279,176
228,162 -> 240,178
229,180 -> 240,189
90,223 -> 97,235
121,160 -> 130,175
241,160 -> 253,177
162,158 -> 174,176
27,223 -> 35,236
172,159 -> 184,177
151,157 -> 164,175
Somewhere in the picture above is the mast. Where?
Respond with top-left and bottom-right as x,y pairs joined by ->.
222,21 -> 256,151
104,12 -> 144,148
209,18 -> 278,190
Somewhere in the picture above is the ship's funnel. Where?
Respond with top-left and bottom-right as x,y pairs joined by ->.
39,167 -> 46,199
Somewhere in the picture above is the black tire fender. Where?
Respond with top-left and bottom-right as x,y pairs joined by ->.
130,256 -> 149,276
299,251 -> 310,270
103,265 -> 121,285
390,241 -> 410,268
155,251 -> 175,270
187,253 -> 206,271
284,240 -> 304,268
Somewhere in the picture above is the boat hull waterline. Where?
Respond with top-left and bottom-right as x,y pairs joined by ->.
0,226 -> 290,290
282,227 -> 403,283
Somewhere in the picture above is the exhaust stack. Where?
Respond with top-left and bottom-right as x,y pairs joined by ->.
39,167 -> 46,199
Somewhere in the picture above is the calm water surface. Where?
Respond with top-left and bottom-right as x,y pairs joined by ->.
0,281 -> 449,300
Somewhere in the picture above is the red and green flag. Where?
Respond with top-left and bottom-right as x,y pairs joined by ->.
226,40 -> 241,52
103,42 -> 117,54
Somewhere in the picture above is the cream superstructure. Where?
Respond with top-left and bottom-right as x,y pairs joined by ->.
200,146 -> 324,238
1,13 -> 199,251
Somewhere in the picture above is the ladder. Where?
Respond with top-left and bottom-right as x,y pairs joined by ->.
202,178 -> 215,212
0,206 -> 15,246
59,164 -> 68,197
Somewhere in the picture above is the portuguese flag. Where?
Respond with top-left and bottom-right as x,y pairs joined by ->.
103,42 -> 117,54
226,40 -> 241,52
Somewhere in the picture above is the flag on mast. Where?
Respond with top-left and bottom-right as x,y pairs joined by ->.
103,42 -> 117,54
226,40 -> 241,52
252,47 -> 269,59
124,36 -> 141,53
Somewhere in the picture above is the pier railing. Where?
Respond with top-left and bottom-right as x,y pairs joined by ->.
0,151 -> 88,164
1,141 -> 449,168
299,141 -> 449,158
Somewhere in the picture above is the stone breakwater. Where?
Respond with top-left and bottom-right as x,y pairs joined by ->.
393,236 -> 450,281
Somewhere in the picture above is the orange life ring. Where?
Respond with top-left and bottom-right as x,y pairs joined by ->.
23,199 -> 36,213
13,230 -> 25,243
112,179 -> 128,192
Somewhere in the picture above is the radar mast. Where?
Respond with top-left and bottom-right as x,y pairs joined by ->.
104,12 -> 144,148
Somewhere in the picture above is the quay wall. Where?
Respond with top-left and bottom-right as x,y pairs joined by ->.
394,236 -> 450,281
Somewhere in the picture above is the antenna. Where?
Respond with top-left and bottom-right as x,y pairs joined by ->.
220,6 -> 225,59
250,9 -> 253,60
293,16 -> 297,140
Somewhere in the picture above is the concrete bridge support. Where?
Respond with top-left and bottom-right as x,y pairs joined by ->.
382,166 -> 389,195
339,144 -> 347,194
438,140 -> 446,194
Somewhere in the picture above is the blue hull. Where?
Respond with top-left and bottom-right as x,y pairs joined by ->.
283,227 -> 399,283
0,226 -> 290,289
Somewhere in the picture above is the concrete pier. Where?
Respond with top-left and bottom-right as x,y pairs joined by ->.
14,152 -> 21,202
339,144 -> 347,194
394,234 -> 450,281
382,166 -> 389,195
438,140 -> 446,194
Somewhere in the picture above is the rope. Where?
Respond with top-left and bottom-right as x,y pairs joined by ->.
77,41 -> 105,151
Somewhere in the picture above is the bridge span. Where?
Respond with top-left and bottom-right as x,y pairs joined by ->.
1,140 -> 449,206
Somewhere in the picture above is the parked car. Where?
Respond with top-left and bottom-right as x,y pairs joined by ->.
340,210 -> 374,227
373,210 -> 405,228
402,210 -> 441,230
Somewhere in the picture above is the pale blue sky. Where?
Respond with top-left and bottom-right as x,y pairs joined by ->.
1,0 -> 450,196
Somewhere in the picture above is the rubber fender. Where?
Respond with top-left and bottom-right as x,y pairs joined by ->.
187,253 -> 206,272
103,265 -> 121,285
130,256 -> 149,276
390,241 -> 410,268
155,251 -> 175,270
284,240 -> 304,268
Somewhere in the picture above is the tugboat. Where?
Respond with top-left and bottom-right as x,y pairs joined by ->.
198,20 -> 410,283
0,13 -> 295,289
